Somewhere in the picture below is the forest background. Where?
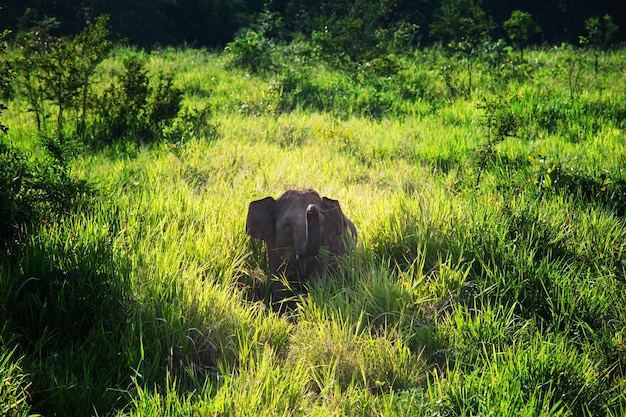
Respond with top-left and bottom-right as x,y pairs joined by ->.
2,0 -> 626,49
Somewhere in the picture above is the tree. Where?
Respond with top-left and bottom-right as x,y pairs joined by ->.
430,0 -> 494,95
71,15 -> 114,136
312,0 -> 396,69
503,10 -> 540,59
15,15 -> 113,138
580,14 -> 619,75
430,0 -> 494,47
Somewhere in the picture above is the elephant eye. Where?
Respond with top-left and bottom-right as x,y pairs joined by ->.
283,222 -> 291,230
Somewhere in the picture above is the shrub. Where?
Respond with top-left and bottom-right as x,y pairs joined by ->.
474,93 -> 521,186
225,29 -> 274,73
0,143 -> 31,245
0,141 -> 91,248
93,55 -> 183,145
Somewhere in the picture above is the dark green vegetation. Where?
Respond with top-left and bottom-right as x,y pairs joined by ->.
2,0 -> 625,49
1,7 -> 626,417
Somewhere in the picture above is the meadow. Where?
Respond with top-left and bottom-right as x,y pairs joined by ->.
2,43 -> 626,416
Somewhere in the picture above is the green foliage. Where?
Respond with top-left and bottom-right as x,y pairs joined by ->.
504,10 -> 540,43
94,55 -> 183,144
0,142 -> 27,244
226,29 -> 274,73
266,48 -> 440,119
2,0 -> 626,51
161,105 -> 216,145
430,0 -> 494,51
503,10 -> 540,58
309,0 -> 416,70
0,141 -> 91,247
580,14 -> 619,75
581,14 -> 619,50
13,15 -> 113,137
474,93 -> 520,185
429,0 -> 495,95
528,151 -> 626,215
0,28 -> 13,134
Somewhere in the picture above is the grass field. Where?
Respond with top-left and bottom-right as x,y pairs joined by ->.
2,44 -> 626,416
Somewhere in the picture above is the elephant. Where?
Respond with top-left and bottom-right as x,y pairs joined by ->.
246,189 -> 357,308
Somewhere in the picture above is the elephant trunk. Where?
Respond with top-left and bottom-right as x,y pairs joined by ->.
296,204 -> 321,276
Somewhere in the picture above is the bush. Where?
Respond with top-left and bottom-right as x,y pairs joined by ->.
0,143 -> 32,245
93,55 -> 183,145
226,29 -> 274,73
0,141 -> 90,248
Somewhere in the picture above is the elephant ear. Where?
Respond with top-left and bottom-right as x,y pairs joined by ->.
322,197 -> 347,236
246,197 -> 276,242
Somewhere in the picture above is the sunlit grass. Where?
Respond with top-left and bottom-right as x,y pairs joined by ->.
2,44 -> 626,415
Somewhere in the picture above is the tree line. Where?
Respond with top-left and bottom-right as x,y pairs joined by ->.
1,0 -> 624,49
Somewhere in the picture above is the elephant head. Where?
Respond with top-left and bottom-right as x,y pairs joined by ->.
246,189 -> 356,303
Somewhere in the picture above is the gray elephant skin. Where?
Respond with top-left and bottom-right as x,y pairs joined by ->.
246,189 -> 357,307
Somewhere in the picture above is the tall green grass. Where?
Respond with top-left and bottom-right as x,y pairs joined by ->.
0,342 -> 32,417
2,45 -> 626,415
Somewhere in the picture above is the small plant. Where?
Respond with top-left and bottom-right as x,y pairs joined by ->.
475,94 -> 520,186
555,43 -> 586,100
0,141 -> 92,248
162,105 -> 216,146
